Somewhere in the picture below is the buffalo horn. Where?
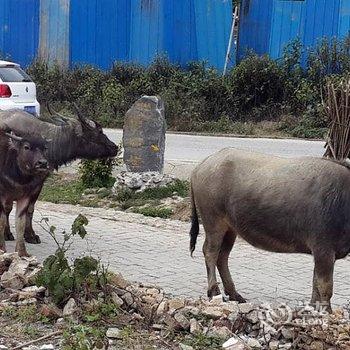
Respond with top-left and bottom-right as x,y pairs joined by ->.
5,132 -> 23,142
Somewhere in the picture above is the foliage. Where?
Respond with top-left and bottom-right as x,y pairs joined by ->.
132,206 -> 173,219
36,215 -> 105,306
226,53 -> 285,121
116,179 -> 189,202
62,323 -> 105,350
79,158 -> 116,189
39,174 -> 85,204
26,36 -> 350,139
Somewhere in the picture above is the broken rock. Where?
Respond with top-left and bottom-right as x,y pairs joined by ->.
190,318 -> 201,334
106,328 -> 122,339
8,258 -> 30,276
40,303 -> 62,320
156,300 -> 168,316
201,306 -> 223,320
0,271 -> 25,290
222,336 -> 247,350
109,272 -> 129,289
63,298 -> 78,317
174,312 -> 190,330
207,326 -> 233,339
238,303 -> 255,314
246,338 -> 261,349
111,292 -> 124,307
168,298 -> 185,313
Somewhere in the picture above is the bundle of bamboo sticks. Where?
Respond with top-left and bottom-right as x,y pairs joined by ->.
323,78 -> 350,160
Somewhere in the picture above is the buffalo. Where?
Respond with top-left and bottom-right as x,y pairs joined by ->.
189,148 -> 350,312
0,107 -> 118,243
0,130 -> 49,256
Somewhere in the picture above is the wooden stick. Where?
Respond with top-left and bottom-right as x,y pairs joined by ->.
10,330 -> 62,350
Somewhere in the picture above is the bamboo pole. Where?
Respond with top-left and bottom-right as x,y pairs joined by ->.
323,78 -> 350,160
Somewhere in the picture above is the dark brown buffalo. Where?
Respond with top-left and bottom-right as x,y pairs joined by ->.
189,148 -> 350,312
0,130 -> 49,256
0,107 -> 118,243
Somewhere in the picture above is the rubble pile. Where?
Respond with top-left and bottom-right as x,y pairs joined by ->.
1,252 -> 350,349
112,171 -> 177,192
106,274 -> 350,350
0,251 -> 41,294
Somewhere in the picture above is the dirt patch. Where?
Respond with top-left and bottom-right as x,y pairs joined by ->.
171,197 -> 191,221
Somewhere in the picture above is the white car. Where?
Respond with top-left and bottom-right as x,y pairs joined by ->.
0,60 -> 40,116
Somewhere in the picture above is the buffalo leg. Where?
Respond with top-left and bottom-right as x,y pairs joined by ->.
203,238 -> 221,298
0,206 -> 6,252
24,203 -> 41,244
4,202 -> 14,241
15,198 -> 30,257
217,230 -> 246,303
202,220 -> 228,298
310,268 -> 320,305
311,249 -> 335,313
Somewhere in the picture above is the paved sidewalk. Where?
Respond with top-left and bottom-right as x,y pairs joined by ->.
6,202 -> 350,307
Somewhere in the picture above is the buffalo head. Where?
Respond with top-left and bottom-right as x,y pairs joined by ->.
6,132 -> 49,175
73,104 -> 118,160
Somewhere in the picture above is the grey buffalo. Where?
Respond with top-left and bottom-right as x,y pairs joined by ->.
0,107 -> 118,243
0,130 -> 49,256
189,148 -> 350,312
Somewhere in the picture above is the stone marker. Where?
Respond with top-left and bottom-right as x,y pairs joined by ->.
123,96 -> 166,173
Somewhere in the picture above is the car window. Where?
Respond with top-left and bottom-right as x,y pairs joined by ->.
0,66 -> 32,82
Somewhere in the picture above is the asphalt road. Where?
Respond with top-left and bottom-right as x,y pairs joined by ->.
104,129 -> 326,179
106,129 -> 325,161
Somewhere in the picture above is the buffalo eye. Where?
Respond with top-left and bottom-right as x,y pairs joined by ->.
23,144 -> 30,151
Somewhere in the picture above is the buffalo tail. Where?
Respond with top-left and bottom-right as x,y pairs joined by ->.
189,184 -> 199,257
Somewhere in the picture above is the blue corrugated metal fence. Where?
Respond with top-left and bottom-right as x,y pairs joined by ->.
0,0 -> 39,65
238,0 -> 350,62
0,0 -> 233,71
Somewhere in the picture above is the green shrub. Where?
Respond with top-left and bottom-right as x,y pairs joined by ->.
36,215 -> 105,306
226,53 -> 285,121
25,37 -> 350,138
79,158 -> 116,189
132,206 -> 173,218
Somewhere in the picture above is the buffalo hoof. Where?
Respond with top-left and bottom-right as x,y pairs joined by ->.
310,300 -> 332,314
230,292 -> 247,304
15,244 -> 29,257
4,229 -> 14,241
24,232 -> 41,244
207,283 -> 221,299
0,244 -> 6,253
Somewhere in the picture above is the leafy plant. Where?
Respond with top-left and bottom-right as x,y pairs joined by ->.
62,323 -> 105,350
79,158 -> 116,189
36,215 -> 104,306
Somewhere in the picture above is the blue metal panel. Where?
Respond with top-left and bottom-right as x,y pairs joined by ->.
39,0 -> 70,66
194,0 -> 232,70
338,0 -> 350,37
70,0 -> 130,69
129,0 -> 231,69
303,0 -> 340,48
237,0 -> 273,61
269,0 -> 305,59
237,0 -> 348,62
163,0 -> 197,66
0,0 -> 39,66
129,0 -> 164,65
